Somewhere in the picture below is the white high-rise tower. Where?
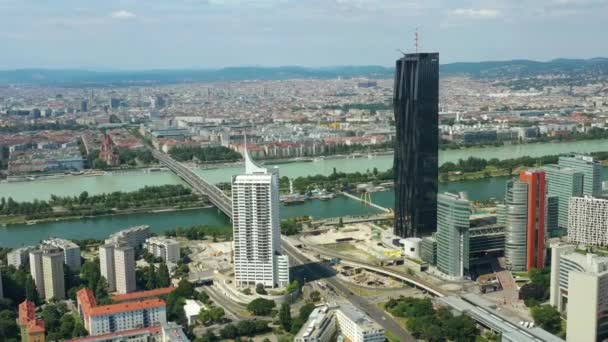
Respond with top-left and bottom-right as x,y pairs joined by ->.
232,141 -> 290,288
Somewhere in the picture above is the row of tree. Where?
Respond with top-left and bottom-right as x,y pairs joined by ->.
164,225 -> 232,241
385,297 -> 479,342
135,263 -> 171,291
289,167 -> 392,193
170,146 -> 242,163
0,185 -> 199,218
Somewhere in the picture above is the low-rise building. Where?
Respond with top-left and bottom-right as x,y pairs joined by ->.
295,303 -> 384,342
295,304 -> 337,342
65,323 -> 188,342
111,287 -> 175,303
144,237 -> 180,263
77,288 -> 167,336
183,299 -> 207,326
66,326 -> 162,342
18,300 -> 45,342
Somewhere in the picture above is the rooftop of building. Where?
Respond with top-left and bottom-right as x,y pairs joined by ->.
111,287 -> 175,302
555,244 -> 608,274
295,304 -> 336,340
145,236 -> 180,246
18,300 -> 36,326
18,300 -> 45,334
161,322 -> 190,342
42,237 -> 79,249
109,225 -> 150,237
336,303 -> 384,332
77,288 -> 166,318
183,299 -> 207,317
65,326 -> 161,342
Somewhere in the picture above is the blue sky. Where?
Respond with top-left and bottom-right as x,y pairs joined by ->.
0,0 -> 606,69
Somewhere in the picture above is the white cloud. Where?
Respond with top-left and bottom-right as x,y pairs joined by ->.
450,8 -> 499,19
111,10 -> 136,20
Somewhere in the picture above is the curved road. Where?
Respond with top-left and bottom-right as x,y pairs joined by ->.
282,239 -> 415,342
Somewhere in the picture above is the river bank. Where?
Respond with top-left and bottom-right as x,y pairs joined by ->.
0,203 -> 213,226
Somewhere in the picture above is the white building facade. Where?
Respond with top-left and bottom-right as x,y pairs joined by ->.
99,244 -> 116,292
144,237 -> 180,263
42,238 -> 81,270
295,304 -> 385,342
114,246 -> 136,294
7,246 -> 35,268
42,250 -> 66,301
77,288 -> 166,337
568,196 -> 608,247
106,225 -> 151,249
549,243 -> 608,342
29,248 -> 65,301
232,146 -> 289,288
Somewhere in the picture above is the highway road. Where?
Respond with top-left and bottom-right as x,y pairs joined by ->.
282,240 -> 415,342
198,285 -> 248,320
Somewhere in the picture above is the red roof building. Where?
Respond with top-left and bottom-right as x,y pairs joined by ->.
76,288 -> 167,336
111,287 -> 175,302
18,300 -> 45,342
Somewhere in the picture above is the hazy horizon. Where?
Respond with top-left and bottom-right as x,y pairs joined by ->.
1,0 -> 607,69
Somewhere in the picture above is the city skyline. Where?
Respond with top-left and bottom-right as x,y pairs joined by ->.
1,0 -> 607,69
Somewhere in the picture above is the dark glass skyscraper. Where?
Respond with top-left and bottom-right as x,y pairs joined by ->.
393,53 -> 439,238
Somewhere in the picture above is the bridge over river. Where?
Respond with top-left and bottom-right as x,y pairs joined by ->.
151,150 -> 233,217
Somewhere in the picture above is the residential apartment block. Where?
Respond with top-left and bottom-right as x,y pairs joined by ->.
77,288 -> 167,336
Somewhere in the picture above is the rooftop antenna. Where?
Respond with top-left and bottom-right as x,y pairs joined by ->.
415,27 -> 419,53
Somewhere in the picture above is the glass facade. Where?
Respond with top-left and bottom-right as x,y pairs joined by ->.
393,53 -> 439,238
436,193 -> 471,278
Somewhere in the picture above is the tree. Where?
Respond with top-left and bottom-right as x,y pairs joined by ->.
246,298 -> 275,316
286,280 -> 299,294
309,290 -> 321,303
219,324 -> 238,339
199,307 -> 225,325
443,315 -> 478,342
72,321 -> 88,338
145,265 -> 157,290
197,331 -> 220,342
532,305 -> 562,334
0,310 -> 19,340
175,279 -> 195,298
79,191 -> 89,203
59,314 -> 76,339
157,263 -> 171,288
24,275 -> 40,305
520,283 -> 547,305
299,303 -> 315,321
256,283 -> 267,295
278,303 -> 292,331
529,268 -> 550,289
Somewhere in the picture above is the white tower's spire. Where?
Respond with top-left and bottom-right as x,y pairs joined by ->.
243,135 -> 266,174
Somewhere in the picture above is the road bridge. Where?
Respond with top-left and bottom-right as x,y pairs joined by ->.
151,150 -> 233,217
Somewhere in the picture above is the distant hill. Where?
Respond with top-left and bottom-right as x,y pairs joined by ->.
440,58 -> 608,78
0,58 -> 606,85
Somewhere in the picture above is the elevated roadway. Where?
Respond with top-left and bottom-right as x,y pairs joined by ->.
151,150 -> 233,217
282,236 -> 415,342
